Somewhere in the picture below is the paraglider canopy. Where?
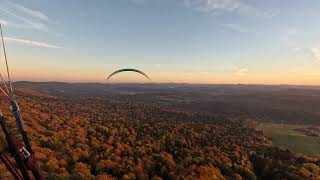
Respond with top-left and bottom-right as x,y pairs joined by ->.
107,68 -> 150,81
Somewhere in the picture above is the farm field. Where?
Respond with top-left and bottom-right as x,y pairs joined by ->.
256,123 -> 320,157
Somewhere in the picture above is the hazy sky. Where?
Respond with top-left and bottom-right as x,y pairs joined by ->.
0,0 -> 320,84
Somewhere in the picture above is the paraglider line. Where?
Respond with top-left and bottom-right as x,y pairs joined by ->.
0,24 -> 13,98
0,86 -> 10,100
0,72 -> 10,96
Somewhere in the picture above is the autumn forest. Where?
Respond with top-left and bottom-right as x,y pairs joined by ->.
0,83 -> 319,179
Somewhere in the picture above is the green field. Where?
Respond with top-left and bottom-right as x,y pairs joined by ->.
256,123 -> 320,157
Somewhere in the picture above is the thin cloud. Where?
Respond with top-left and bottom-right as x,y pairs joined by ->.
0,18 -> 36,30
0,7 -> 47,31
7,2 -> 49,22
0,19 -> 8,25
0,18 -> 22,28
220,23 -> 248,33
199,71 -> 210,74
283,29 -> 300,51
233,66 -> 248,76
0,1 -> 49,31
129,0 -> 147,5
183,0 -> 278,18
4,37 -> 62,49
310,48 -> 320,62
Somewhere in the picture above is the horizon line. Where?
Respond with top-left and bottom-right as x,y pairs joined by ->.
12,80 -> 320,87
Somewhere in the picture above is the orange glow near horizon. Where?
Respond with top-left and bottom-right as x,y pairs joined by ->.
2,53 -> 320,86
6,66 -> 320,86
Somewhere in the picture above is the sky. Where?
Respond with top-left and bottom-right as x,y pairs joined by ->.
0,0 -> 320,85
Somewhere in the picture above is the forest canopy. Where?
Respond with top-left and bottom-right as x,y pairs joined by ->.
0,90 -> 319,179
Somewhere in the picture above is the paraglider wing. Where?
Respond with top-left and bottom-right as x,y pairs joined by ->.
107,68 -> 150,81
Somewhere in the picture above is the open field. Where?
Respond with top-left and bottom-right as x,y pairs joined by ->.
256,123 -> 320,156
